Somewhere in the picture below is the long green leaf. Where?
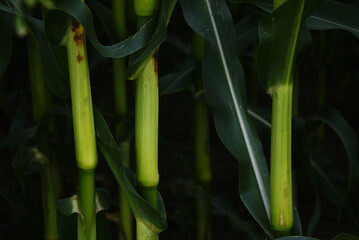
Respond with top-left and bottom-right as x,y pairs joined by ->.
310,105 -> 359,211
126,0 -> 177,79
43,0 -> 156,58
256,0 -> 323,92
230,0 -> 359,39
94,108 -> 168,235
180,0 -> 272,237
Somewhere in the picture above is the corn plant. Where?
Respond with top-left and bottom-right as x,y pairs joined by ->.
1,0 -> 359,239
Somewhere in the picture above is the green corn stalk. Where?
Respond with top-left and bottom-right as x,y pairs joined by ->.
270,0 -> 304,236
134,0 -> 159,239
193,32 -> 212,240
27,22 -> 59,239
66,18 -> 97,240
113,0 -> 133,239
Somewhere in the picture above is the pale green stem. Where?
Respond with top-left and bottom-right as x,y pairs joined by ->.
134,1 -> 159,239
270,0 -> 295,236
270,84 -> 293,236
135,55 -> 159,240
67,19 -> 97,240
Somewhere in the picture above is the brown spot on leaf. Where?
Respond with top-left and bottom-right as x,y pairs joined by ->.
72,19 -> 84,46
77,54 -> 84,62
72,19 -> 80,32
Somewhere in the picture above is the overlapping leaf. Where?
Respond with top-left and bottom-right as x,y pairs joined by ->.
180,0 -> 272,237
94,108 -> 167,234
230,0 -> 359,39
0,0 -> 171,234
310,105 -> 359,212
256,0 -> 323,93
44,0 -> 156,57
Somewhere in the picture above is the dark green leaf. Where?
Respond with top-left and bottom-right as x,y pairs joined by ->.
310,105 -> 359,212
95,188 -> 111,212
126,0 -> 176,80
56,194 -> 79,216
180,0 -> 272,237
235,14 -> 261,54
230,0 -> 359,39
94,108 -> 167,235
44,0 -> 156,58
256,0 -> 323,92
306,1 -> 359,38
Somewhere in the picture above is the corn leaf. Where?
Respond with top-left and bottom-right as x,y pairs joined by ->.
43,0 -> 156,57
256,0 -> 323,93
94,108 -> 168,235
126,0 -> 177,80
235,14 -> 262,54
231,0 -> 359,39
310,105 -> 359,214
180,0 -> 272,237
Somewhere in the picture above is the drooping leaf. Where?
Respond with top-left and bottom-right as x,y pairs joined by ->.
0,10 -> 13,79
230,0 -> 359,39
180,0 -> 272,237
310,105 -> 359,212
126,0 -> 177,80
43,0 -> 157,57
305,1 -> 359,38
94,108 -> 168,235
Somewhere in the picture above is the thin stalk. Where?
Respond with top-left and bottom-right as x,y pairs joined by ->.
67,19 -> 97,240
193,32 -> 211,240
27,34 -> 59,240
134,1 -> 159,239
270,84 -> 293,236
113,0 -> 133,239
78,169 -> 96,240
